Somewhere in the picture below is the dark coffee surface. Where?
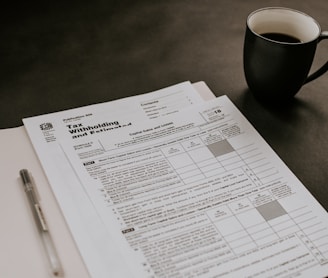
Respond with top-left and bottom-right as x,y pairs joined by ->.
260,32 -> 302,43
1,0 -> 328,210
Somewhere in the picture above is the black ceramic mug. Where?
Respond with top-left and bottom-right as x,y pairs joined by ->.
243,7 -> 328,102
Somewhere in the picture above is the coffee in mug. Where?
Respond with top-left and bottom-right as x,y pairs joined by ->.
243,7 -> 328,103
260,33 -> 302,43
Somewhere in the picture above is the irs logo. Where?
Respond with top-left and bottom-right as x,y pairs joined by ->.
40,123 -> 53,131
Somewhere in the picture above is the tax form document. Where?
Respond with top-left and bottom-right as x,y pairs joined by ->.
61,96 -> 328,278
22,81 -> 206,278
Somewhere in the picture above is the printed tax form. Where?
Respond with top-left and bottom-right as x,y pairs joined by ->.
59,96 -> 328,278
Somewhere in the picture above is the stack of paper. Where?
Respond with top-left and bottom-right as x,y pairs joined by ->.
2,81 -> 328,277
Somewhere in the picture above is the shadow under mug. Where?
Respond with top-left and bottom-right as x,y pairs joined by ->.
243,7 -> 328,103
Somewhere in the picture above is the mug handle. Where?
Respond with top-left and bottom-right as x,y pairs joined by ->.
304,31 -> 328,84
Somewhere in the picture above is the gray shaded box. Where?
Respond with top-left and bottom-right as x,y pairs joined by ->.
256,201 -> 287,221
207,139 -> 234,157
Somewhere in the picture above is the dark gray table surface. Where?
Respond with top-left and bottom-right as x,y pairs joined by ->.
1,0 -> 327,209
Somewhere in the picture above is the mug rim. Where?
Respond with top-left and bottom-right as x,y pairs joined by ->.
247,7 -> 322,44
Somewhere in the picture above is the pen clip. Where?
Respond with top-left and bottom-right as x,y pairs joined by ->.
35,203 -> 48,231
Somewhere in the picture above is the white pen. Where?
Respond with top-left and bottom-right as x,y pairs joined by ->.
19,169 -> 63,277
